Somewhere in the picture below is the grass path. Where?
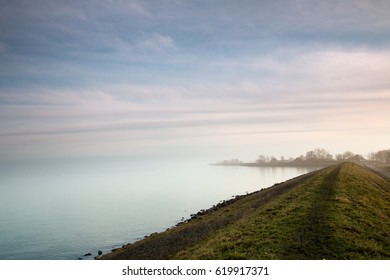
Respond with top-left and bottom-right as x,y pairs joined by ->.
281,164 -> 341,258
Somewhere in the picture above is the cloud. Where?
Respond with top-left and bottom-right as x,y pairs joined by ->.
249,49 -> 390,91
137,0 -> 390,41
138,33 -> 176,52
1,1 -> 390,159
1,97 -> 388,160
1,58 -> 389,141
99,33 -> 177,55
103,0 -> 147,16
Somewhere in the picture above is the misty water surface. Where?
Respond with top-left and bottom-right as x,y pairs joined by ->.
0,157 -> 319,259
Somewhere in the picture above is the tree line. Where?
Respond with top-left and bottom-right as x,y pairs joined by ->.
368,149 -> 390,164
256,148 -> 390,164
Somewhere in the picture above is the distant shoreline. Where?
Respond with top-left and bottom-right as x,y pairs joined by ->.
211,160 -> 343,167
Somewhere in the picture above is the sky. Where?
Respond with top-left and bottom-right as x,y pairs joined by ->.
0,0 -> 390,162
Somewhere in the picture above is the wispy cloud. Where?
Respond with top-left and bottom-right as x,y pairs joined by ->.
1,52 -> 389,141
1,1 -> 390,159
138,33 -> 176,52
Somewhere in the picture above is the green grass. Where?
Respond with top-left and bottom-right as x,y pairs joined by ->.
101,163 -> 390,260
174,163 -> 390,259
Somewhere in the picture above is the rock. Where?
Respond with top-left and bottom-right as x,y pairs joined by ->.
84,253 -> 92,256
98,250 -> 103,256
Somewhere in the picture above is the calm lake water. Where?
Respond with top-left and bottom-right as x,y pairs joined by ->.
0,157 -> 319,260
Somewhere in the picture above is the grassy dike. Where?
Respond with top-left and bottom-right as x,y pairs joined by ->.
101,162 -> 390,260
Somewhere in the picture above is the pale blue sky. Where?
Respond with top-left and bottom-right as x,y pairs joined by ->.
1,0 -> 390,161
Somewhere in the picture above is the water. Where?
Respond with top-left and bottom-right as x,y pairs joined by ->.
0,157 -> 319,260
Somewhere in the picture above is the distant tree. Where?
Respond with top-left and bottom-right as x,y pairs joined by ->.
270,157 -> 278,163
342,151 -> 355,160
305,148 -> 333,161
372,149 -> 390,164
257,155 -> 267,163
367,152 -> 376,161
293,157 -> 304,163
325,152 -> 333,160
316,148 -> 333,160
335,151 -> 358,161
335,154 -> 343,161
306,150 -> 316,161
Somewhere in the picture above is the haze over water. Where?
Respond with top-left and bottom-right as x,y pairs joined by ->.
0,157 -> 318,260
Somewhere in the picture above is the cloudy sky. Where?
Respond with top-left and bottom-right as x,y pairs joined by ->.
1,0 -> 389,161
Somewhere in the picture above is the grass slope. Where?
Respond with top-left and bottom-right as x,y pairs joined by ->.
101,163 -> 390,260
